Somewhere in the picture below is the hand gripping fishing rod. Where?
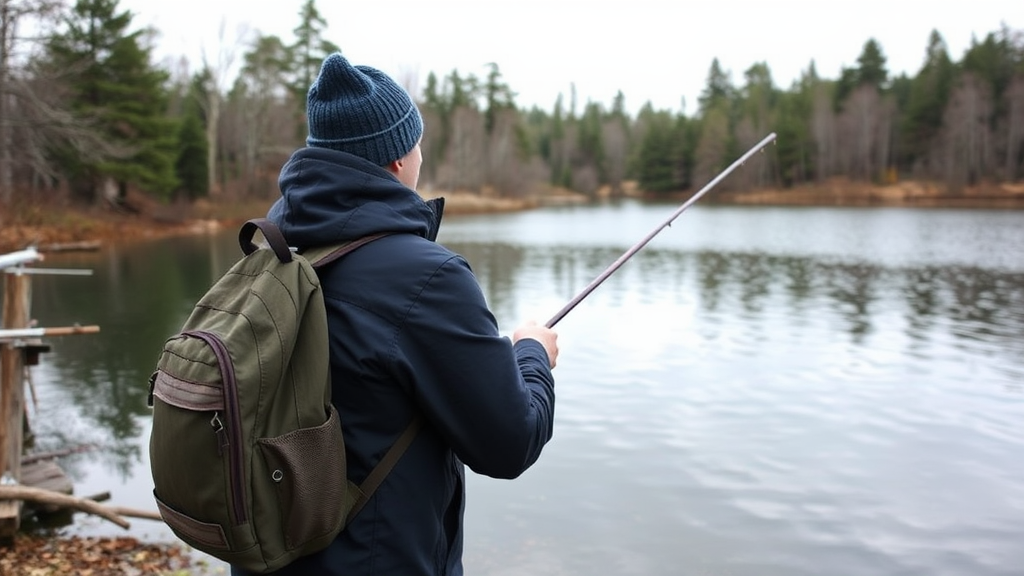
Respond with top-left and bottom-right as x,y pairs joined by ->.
545,132 -> 777,328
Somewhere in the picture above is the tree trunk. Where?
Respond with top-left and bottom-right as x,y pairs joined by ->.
206,93 -> 220,197
0,0 -> 14,202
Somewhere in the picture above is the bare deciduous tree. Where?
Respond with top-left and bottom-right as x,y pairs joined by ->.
1003,75 -> 1024,181
224,33 -> 298,199
0,0 -> 62,201
200,18 -> 248,198
417,105 -> 443,192
837,85 -> 894,182
811,84 -> 837,181
601,118 -> 628,196
440,106 -> 485,192
570,164 -> 599,196
486,108 -> 525,196
734,116 -> 775,190
939,73 -> 994,190
6,69 -> 123,196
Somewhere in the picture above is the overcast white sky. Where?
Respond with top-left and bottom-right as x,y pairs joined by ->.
122,0 -> 1019,115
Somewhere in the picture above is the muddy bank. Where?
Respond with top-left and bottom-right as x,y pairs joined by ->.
0,192 -> 539,254
2,182 -> 1021,254
703,179 -> 1024,209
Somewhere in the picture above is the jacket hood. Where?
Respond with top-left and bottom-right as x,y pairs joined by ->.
267,146 -> 443,247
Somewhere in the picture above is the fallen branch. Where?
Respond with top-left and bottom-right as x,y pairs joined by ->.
37,240 -> 102,253
81,491 -> 111,503
0,486 -> 129,529
106,506 -> 162,522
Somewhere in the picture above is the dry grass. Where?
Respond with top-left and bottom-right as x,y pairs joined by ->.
0,190 -> 544,253
3,180 -> 1019,254
708,178 -> 1024,208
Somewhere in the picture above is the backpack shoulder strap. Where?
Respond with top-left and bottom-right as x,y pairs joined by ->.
238,218 -> 392,267
300,232 -> 394,268
296,228 -> 415,523
346,416 -> 423,525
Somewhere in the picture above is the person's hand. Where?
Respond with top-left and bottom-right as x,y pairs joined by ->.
513,320 -> 559,369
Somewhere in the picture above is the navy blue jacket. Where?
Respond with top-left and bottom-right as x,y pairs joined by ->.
232,147 -> 556,576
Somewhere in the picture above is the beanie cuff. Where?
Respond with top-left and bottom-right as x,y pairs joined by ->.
307,105 -> 423,165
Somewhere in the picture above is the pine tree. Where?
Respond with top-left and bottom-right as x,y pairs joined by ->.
422,72 -> 443,110
901,30 -> 954,169
698,58 -> 735,113
447,70 -> 478,110
856,39 -> 888,88
962,26 -> 1021,120
43,0 -> 178,202
635,110 -> 679,193
694,59 -> 737,184
835,39 -> 888,109
232,33 -> 294,191
175,93 -> 209,200
775,63 -> 817,185
289,0 -> 340,111
548,93 -> 571,187
483,62 -> 516,134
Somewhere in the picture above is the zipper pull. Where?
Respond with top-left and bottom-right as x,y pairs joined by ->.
211,412 -> 229,456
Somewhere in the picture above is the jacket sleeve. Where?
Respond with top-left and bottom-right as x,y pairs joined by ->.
391,254 -> 555,479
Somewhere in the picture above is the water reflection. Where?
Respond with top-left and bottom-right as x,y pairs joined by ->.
22,233 -> 1024,479
24,235 -> 243,478
451,243 -> 525,324
453,240 -> 1024,374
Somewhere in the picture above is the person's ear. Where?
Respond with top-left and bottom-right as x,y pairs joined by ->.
388,158 -> 403,174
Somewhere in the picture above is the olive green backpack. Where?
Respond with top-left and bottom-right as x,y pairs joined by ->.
147,218 -> 420,573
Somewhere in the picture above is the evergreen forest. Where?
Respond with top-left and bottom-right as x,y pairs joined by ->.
1,0 -> 1022,208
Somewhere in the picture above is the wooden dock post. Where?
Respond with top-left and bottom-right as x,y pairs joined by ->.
0,251 -> 103,538
0,268 -> 30,536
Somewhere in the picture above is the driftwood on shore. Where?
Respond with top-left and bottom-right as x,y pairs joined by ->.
0,485 -> 163,529
37,241 -> 102,253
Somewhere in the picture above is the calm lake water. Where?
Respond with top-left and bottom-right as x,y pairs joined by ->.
19,201 -> 1024,576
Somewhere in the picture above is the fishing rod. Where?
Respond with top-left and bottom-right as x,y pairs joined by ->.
546,132 -> 777,328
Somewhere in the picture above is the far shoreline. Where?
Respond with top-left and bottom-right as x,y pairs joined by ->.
1,180 -> 1022,254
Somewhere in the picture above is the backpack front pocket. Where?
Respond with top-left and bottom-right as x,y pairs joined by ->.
149,330 -> 248,528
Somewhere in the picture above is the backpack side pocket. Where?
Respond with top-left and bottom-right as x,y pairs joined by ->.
257,404 -> 348,551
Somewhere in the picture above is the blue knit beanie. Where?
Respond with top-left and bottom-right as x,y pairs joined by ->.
306,53 -> 423,166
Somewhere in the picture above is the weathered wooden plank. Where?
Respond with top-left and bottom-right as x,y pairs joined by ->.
0,501 -> 18,537
0,325 -> 100,340
18,461 -> 73,514
0,271 -> 31,537
20,461 -> 73,495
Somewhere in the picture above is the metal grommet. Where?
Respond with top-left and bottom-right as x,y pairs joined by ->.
272,469 -> 284,483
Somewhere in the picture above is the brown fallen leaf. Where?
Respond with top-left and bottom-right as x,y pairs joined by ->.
0,533 -> 198,575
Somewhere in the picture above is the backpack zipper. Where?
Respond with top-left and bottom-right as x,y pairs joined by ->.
182,329 -> 248,526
